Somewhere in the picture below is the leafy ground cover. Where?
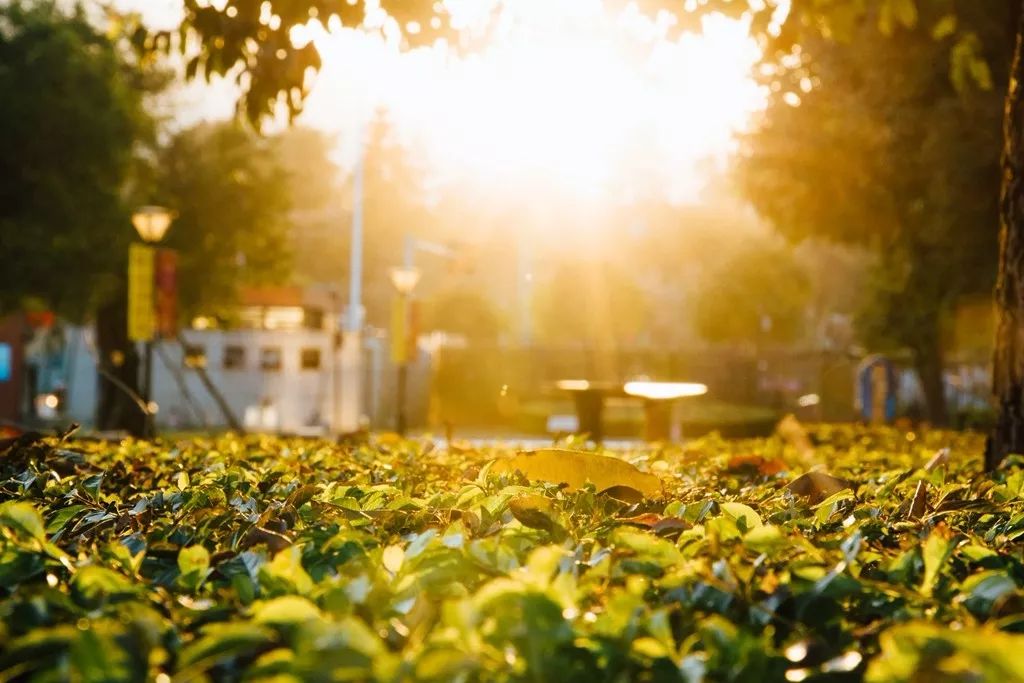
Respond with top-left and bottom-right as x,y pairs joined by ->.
1,426 -> 1023,682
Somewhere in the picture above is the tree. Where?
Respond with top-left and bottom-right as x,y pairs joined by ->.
734,2 -> 1009,425
0,1 -> 157,435
154,122 -> 293,319
0,1 -> 151,321
691,243 -> 811,347
276,127 -> 347,289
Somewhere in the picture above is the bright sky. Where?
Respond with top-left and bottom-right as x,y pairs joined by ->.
108,0 -> 766,202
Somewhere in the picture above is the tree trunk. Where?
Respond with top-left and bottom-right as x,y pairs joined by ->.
989,0 -> 1024,471
913,343 -> 949,427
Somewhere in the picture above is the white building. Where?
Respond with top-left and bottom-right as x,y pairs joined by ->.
61,286 -> 401,434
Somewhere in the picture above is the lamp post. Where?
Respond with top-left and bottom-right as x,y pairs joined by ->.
389,265 -> 421,436
131,206 -> 174,438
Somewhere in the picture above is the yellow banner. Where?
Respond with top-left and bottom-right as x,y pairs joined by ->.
128,243 -> 155,342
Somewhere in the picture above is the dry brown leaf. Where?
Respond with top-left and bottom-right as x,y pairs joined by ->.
616,513 -> 689,535
617,513 -> 664,527
601,485 -> 645,504
241,525 -> 292,553
786,471 -> 851,505
508,495 -> 557,530
491,449 -> 663,499
727,455 -> 787,476
924,448 -> 950,473
455,508 -> 481,535
908,480 -> 928,520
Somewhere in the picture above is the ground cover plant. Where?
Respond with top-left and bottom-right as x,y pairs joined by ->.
1,426 -> 1023,682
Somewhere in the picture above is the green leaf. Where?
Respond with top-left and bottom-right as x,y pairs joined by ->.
0,501 -> 47,542
892,0 -> 917,28
178,545 -> 210,575
45,505 -> 87,535
921,529 -> 956,597
867,622 -> 1024,681
612,528 -> 683,568
743,525 -> 786,555
254,595 -> 323,625
960,571 -> 1018,617
178,545 -> 211,591
813,489 -> 855,526
719,502 -> 763,531
177,622 -> 274,671
73,565 -> 137,602
260,546 -> 314,595
81,474 -> 103,502
951,33 -> 994,92
931,14 -> 957,40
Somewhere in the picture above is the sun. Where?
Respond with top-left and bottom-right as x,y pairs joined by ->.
298,2 -> 766,203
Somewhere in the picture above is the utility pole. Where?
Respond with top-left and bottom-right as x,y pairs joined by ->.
336,144 -> 366,434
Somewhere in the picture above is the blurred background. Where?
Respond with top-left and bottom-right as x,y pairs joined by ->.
0,0 -> 1005,440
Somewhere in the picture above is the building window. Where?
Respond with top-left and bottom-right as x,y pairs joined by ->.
261,347 -> 282,372
300,348 -> 321,370
183,345 -> 207,369
224,345 -> 246,370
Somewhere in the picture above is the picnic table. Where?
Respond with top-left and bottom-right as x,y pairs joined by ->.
555,379 -> 708,442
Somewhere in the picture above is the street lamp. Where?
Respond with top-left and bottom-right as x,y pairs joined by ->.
131,206 -> 174,438
132,206 -> 175,243
389,266 -> 421,297
389,266 -> 421,435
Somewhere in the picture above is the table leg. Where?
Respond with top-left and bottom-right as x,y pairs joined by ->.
643,399 -> 672,442
573,391 -> 605,443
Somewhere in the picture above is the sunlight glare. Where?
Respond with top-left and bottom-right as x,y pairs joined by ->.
302,2 -> 766,201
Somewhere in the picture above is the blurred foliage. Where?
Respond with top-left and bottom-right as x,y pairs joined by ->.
356,112 -> 436,330
3,426 -> 1024,681
532,261 -> 650,350
422,289 -> 507,343
735,1 -> 1012,423
155,122 -> 295,319
0,1 -> 154,321
691,242 -> 812,346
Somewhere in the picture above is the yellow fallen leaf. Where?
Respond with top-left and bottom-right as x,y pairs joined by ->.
491,449 -> 663,499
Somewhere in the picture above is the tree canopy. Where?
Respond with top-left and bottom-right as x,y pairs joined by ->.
0,1 -> 152,321
533,261 -> 650,349
155,122 -> 295,319
735,1 -> 1011,423
152,1 -> 995,127
691,243 -> 811,347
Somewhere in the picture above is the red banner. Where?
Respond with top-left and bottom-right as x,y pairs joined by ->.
154,249 -> 178,339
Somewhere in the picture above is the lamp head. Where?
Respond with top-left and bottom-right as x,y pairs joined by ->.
389,266 -> 422,296
132,206 -> 175,243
